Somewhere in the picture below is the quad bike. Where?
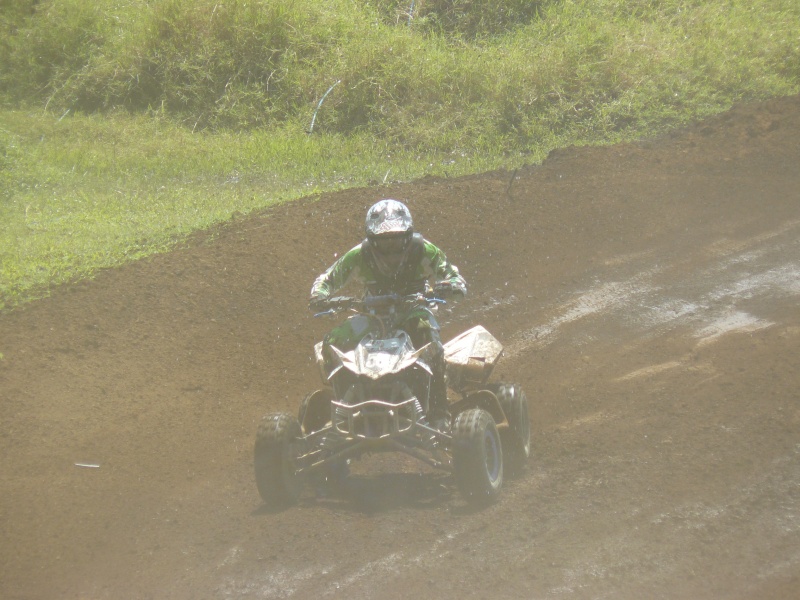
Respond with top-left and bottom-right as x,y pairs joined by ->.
254,292 -> 531,507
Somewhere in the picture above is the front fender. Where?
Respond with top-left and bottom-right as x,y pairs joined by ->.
332,341 -> 435,380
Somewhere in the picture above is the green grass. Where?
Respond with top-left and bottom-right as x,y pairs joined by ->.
0,110 -> 513,309
1,0 -> 799,310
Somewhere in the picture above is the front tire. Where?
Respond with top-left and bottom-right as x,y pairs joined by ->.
452,408 -> 503,505
254,413 -> 304,507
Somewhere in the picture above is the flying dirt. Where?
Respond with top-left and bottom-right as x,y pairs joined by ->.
1,95 -> 799,599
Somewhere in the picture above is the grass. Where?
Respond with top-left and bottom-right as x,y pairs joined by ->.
0,110 -> 513,309
1,0 -> 799,310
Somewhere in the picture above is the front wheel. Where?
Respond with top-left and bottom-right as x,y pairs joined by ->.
452,408 -> 503,505
254,413 -> 305,507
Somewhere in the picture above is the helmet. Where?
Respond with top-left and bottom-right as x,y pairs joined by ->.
364,200 -> 413,276
365,199 -> 413,238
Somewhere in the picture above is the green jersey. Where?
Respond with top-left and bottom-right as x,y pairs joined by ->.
310,234 -> 467,300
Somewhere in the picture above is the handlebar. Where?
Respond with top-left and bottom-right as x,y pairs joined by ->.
312,293 -> 445,317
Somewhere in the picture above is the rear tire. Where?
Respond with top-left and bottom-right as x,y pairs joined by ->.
254,413 -> 304,507
489,383 -> 531,477
452,408 -> 503,505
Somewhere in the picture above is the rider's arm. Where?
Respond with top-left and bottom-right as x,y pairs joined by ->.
422,240 -> 467,297
309,244 -> 366,306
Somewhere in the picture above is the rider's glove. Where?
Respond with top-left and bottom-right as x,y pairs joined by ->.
432,282 -> 451,297
308,296 -> 329,313
451,287 -> 466,299
434,281 -> 466,299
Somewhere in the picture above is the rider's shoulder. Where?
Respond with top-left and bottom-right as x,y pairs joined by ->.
419,236 -> 444,256
329,243 -> 365,270
343,243 -> 365,259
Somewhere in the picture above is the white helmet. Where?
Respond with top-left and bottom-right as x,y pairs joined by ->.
365,200 -> 414,276
365,199 -> 413,238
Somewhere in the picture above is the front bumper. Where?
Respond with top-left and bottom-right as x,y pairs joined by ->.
297,398 -> 452,474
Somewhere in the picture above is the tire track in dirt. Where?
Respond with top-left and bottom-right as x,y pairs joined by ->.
504,219 -> 800,359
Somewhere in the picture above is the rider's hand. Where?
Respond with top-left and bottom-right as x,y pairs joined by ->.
433,281 -> 466,299
308,297 -> 329,312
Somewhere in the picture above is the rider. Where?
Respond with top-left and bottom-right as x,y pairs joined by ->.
309,199 -> 467,418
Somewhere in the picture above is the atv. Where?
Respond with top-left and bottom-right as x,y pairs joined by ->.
254,292 -> 530,507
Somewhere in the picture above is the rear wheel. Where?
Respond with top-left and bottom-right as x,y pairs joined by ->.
489,383 -> 531,477
452,408 -> 503,505
254,413 -> 304,506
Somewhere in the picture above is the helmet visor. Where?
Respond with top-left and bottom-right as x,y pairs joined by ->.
373,234 -> 409,255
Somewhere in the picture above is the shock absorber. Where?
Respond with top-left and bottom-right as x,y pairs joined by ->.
412,398 -> 425,422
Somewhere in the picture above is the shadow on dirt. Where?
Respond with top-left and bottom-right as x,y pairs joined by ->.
307,472 -> 453,515
251,470 -> 529,516
249,471 -> 456,516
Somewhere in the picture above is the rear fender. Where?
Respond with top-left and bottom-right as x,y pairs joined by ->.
443,326 -> 504,392
451,390 -> 508,429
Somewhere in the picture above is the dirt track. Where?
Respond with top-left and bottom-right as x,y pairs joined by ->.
1,95 -> 799,600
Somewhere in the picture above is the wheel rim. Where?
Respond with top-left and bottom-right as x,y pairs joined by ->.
484,428 -> 501,482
